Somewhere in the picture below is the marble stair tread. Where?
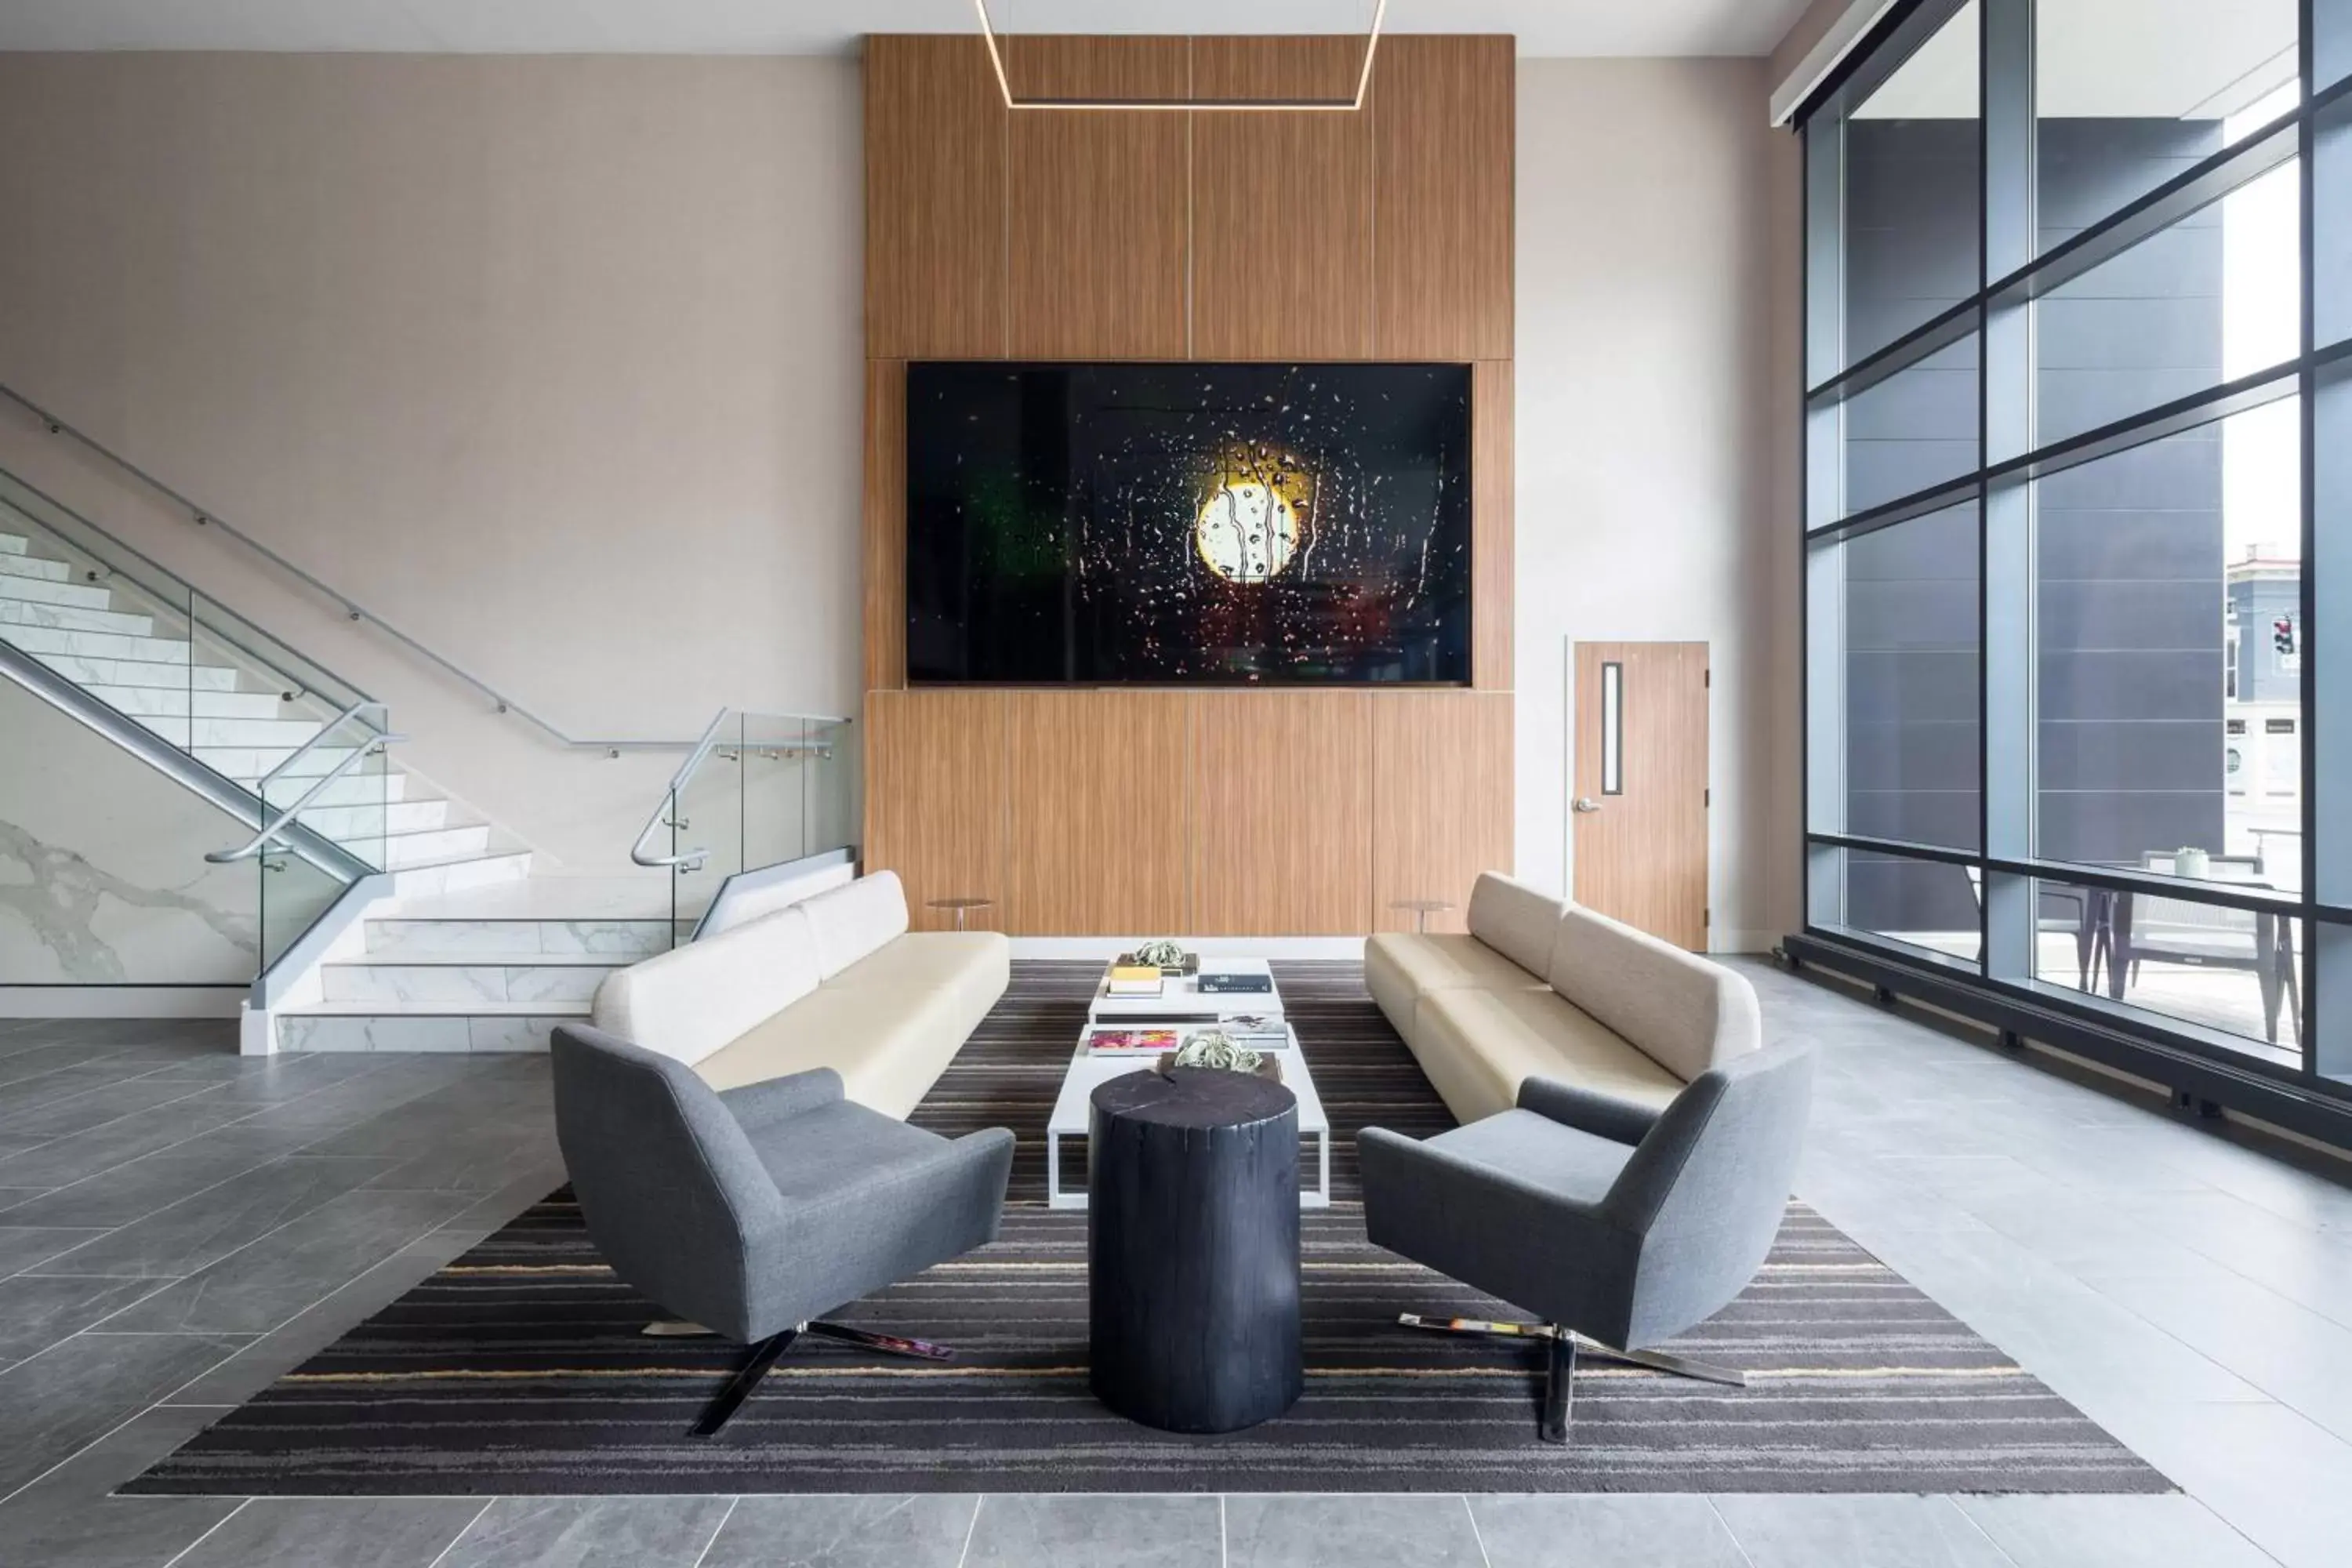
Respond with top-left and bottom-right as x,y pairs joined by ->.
330,950 -> 626,967
0,596 -> 156,636
82,685 -> 291,718
389,877 -> 676,921
0,531 -> 27,554
34,652 -> 244,690
0,552 -> 71,582
0,572 -> 113,609
0,622 -> 194,662
281,999 -> 593,1016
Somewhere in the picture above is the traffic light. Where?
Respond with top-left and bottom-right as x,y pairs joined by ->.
2274,616 -> 2297,656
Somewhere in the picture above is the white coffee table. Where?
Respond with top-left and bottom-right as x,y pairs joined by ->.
1087,956 -> 1284,1022
1045,1021 -> 1330,1212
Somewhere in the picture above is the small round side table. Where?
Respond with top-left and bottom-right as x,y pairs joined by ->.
1390,898 -> 1456,935
925,896 -> 993,932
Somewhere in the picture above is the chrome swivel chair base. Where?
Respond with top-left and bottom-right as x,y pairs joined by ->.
1398,1312 -> 1748,1443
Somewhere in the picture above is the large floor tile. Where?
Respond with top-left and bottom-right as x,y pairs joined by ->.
1469,1494 -> 1749,1568
0,1225 -> 105,1276
1958,1494 -> 2278,1567
170,1497 -> 489,1568
963,1494 -> 1221,1568
700,1495 -> 978,1568
1710,1494 -> 2013,1568
436,1495 -> 735,1568
1225,1494 -> 1484,1568
0,1330 -> 241,1498
27,1155 -> 402,1279
0,1274 -> 173,1367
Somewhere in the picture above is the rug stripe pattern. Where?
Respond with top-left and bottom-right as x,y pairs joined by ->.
124,961 -> 2169,1496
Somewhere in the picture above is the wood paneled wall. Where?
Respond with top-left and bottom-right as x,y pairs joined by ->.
861,33 -> 1515,936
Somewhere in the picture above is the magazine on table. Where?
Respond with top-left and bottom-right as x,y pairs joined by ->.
1087,1027 -> 1180,1056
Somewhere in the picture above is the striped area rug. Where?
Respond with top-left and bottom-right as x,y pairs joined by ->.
125,962 -> 2168,1496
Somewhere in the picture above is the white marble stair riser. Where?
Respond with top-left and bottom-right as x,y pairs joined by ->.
82,685 -> 292,719
0,571 -> 114,610
388,851 -> 535,899
298,798 -> 448,838
241,771 -> 413,807
0,596 -> 156,637
194,744 -> 363,778
361,917 -> 674,959
34,652 -> 242,691
274,1010 -> 579,1053
375,824 -> 493,868
129,714 -> 328,749
0,531 -> 26,554
0,552 -> 71,583
0,622 -> 194,662
320,961 -> 614,1005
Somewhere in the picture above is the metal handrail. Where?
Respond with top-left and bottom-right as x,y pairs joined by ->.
630,709 -> 734,869
1,380 -> 784,753
207,726 -> 409,864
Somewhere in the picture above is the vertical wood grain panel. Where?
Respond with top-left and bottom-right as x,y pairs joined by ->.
1372,691 -> 1514,933
1189,38 -> 1374,361
865,688 -> 1011,931
1373,36 -> 1513,360
865,36 -> 1006,360
1005,37 -> 1190,358
1472,358 -> 1513,690
1007,690 -> 1192,935
1572,642 -> 1710,950
862,358 -> 906,693
1189,691 -> 1374,935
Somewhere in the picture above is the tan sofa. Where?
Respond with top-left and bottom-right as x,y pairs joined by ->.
589,870 -> 1007,1119
1366,872 -> 1761,1125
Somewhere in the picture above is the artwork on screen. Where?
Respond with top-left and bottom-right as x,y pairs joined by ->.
905,361 -> 1473,685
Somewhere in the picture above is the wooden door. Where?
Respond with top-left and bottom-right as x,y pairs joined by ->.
1571,642 -> 1709,950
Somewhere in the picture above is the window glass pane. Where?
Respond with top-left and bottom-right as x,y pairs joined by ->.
2036,0 -> 2299,252
1844,849 -> 1984,966
1845,503 -> 1982,849
1842,335 -> 1981,516
2035,158 -> 2298,448
1838,0 -> 1980,368
2033,399 -> 2303,880
2034,877 -> 2303,1060
2318,97 -> 2352,350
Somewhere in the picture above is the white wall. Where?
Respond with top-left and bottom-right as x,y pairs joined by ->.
0,53 -> 863,875
1514,58 -> 1804,950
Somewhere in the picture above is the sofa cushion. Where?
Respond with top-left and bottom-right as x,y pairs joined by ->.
826,930 -> 1009,1010
590,906 -> 819,1069
797,870 -> 913,981
1366,931 -> 1551,1046
1465,872 -> 1568,978
694,975 -> 983,1120
1545,905 -> 1762,1082
1412,986 -> 1684,1127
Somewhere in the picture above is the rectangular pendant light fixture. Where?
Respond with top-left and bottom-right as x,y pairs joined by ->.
971,0 -> 1388,111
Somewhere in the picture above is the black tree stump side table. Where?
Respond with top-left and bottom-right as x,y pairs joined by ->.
1087,1066 -> 1303,1434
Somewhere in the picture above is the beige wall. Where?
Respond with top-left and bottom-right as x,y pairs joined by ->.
0,53 -> 862,874
1513,58 -> 1804,950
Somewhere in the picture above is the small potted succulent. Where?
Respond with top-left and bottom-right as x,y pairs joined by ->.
1129,938 -> 1195,975
1160,1029 -> 1282,1083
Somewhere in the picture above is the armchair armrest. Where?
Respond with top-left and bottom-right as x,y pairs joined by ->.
1516,1076 -> 1663,1147
718,1067 -> 844,1132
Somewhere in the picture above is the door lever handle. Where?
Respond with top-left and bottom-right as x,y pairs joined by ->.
1573,797 -> 1602,814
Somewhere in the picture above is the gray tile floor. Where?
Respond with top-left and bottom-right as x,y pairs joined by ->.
0,963 -> 2348,1566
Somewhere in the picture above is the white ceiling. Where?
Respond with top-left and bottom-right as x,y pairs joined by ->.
0,0 -> 1817,60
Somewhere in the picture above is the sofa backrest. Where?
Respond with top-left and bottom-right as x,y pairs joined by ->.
1465,872 -> 1567,978
590,906 -> 821,1068
1546,905 -> 1762,1082
798,870 -> 913,980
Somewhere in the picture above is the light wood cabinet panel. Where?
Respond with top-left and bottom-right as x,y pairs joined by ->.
1189,691 -> 1374,935
862,359 -> 906,693
1189,38 -> 1374,361
1472,358 -> 1513,690
1372,691 -> 1513,934
1007,691 -> 1192,935
865,36 -> 1006,360
864,689 -> 1009,931
1373,36 -> 1513,361
1573,642 -> 1710,951
1004,37 -> 1189,358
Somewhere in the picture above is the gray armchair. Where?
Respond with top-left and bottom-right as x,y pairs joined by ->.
550,1022 -> 1015,1436
1360,1043 -> 1814,1443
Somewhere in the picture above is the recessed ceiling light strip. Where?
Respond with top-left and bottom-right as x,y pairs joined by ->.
969,0 -> 1387,112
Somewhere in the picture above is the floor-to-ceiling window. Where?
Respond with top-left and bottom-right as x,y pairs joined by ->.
1798,0 -> 2352,1112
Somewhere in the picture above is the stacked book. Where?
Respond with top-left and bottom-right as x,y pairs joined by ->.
1218,1016 -> 1291,1052
1087,1027 -> 1178,1057
1105,964 -> 1164,997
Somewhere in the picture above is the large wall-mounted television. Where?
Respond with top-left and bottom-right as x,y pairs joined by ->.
905,361 -> 1472,686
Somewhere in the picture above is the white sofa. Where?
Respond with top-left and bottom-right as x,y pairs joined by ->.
1366,872 -> 1761,1125
589,870 -> 1008,1120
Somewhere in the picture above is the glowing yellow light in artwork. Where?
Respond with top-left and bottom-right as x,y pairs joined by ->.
1196,450 -> 1313,583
